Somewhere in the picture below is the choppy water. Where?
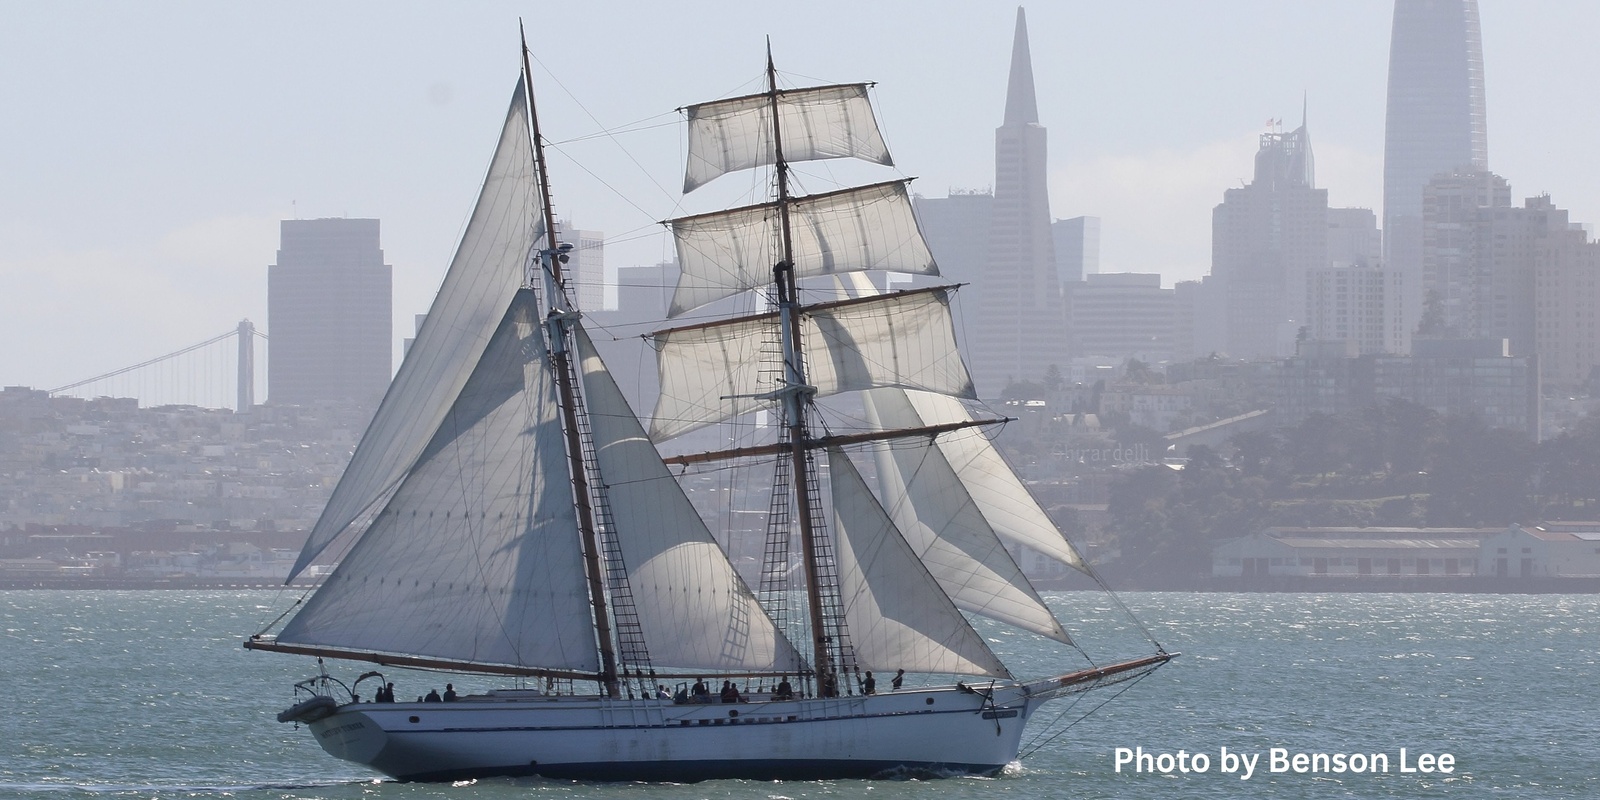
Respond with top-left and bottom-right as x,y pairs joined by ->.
2,590 -> 1595,798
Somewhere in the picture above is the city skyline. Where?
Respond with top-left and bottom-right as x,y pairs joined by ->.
4,1 -> 1598,391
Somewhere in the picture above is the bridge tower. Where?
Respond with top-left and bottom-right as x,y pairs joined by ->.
238,319 -> 255,413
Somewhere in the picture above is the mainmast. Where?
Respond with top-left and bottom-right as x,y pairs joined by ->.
521,23 -> 620,698
765,43 -> 839,697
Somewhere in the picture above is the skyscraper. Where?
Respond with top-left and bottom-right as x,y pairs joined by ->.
1529,202 -> 1600,388
1211,122 -> 1327,360
1420,169 -> 1510,338
267,218 -> 393,408
1383,0 -> 1488,339
969,6 -> 1066,395
912,190 -> 993,292
1053,215 -> 1101,284
1067,273 -> 1174,362
558,222 -> 606,311
1313,208 -> 1406,356
1305,263 -> 1406,356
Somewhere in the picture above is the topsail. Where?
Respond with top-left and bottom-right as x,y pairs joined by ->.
668,180 -> 936,317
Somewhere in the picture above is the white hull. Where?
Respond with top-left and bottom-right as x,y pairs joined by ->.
300,685 -> 1037,782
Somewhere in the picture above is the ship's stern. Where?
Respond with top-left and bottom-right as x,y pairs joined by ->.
306,708 -> 389,767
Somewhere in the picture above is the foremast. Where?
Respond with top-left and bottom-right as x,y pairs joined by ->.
520,23 -> 619,698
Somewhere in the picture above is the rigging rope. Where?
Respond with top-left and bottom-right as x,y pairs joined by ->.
48,328 -> 238,394
1019,665 -> 1158,759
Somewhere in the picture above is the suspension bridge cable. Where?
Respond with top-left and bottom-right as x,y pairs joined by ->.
47,328 -> 241,394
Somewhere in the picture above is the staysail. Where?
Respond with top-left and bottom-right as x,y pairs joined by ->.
864,387 -> 1071,643
683,83 -> 892,192
827,447 -> 1009,677
649,287 -> 975,440
668,180 -> 936,317
289,78 -> 545,579
575,325 -> 803,672
826,271 -> 1089,578
275,291 -> 600,673
898,391 -> 1091,575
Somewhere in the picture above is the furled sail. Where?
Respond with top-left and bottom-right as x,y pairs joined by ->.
289,78 -> 544,579
575,326 -> 804,672
826,447 -> 1009,677
276,291 -> 601,673
683,83 -> 892,192
668,180 -> 936,317
649,288 -> 975,441
901,391 -> 1091,575
864,387 -> 1071,642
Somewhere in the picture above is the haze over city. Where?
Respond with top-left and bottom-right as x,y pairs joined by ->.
3,0 -> 1598,392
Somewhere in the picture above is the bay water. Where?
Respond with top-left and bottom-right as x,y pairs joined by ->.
3,590 -> 1594,798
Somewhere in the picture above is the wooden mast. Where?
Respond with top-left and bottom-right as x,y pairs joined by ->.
765,41 -> 837,697
521,22 -> 619,697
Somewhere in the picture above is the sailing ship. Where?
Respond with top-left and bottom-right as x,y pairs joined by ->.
247,32 -> 1172,782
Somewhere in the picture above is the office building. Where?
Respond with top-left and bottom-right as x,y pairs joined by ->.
1211,121 -> 1327,360
267,218 -> 392,408
1272,338 -> 1539,439
1053,215 -> 1101,285
1420,169 -> 1510,338
1306,264 -> 1406,356
1372,338 -> 1538,439
1328,207 -> 1382,269
969,7 -> 1067,394
552,222 -> 606,311
1522,199 -> 1600,388
1067,273 -> 1174,362
914,190 -> 992,288
1383,0 -> 1488,336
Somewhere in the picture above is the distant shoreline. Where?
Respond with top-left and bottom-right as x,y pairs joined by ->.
0,577 -> 322,590
1031,574 -> 1600,594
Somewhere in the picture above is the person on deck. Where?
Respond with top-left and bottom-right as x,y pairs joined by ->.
691,678 -> 710,703
443,684 -> 458,701
892,669 -> 905,690
860,671 -> 876,695
720,680 -> 740,703
425,688 -> 442,702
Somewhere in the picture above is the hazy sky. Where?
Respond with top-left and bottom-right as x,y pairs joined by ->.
4,1 -> 1597,392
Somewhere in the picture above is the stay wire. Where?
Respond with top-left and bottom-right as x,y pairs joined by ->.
1019,666 -> 1157,759
523,49 -> 682,228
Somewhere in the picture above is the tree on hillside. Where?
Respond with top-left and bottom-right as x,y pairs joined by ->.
1424,415 -> 1536,526
1122,358 -> 1158,385
1535,415 -> 1600,516
1286,412 -> 1350,480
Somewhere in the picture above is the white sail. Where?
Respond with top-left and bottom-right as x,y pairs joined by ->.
276,292 -> 601,672
903,391 -> 1091,575
864,388 -> 1071,643
649,288 -> 975,441
668,181 -> 936,317
683,83 -> 892,192
290,78 -> 544,579
827,447 -> 1009,678
827,272 -> 1088,577
575,326 -> 804,673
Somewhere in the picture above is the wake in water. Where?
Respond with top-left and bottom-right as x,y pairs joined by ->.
0,778 -> 381,796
